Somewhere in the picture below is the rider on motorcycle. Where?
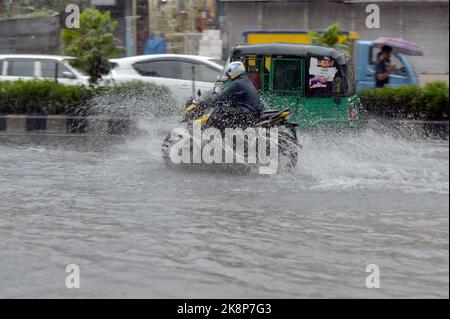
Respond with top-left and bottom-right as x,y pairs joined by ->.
198,61 -> 263,130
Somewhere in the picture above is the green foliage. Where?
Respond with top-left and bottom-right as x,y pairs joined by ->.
359,82 -> 449,120
1,79 -> 446,121
419,82 -> 450,120
308,22 -> 351,52
0,80 -> 177,116
22,8 -> 55,18
105,81 -> 172,97
60,8 -> 120,86
0,80 -> 95,115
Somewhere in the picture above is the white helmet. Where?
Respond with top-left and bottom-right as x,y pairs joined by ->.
220,61 -> 246,81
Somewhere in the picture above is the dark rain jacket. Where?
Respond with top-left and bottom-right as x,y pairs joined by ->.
203,73 -> 263,116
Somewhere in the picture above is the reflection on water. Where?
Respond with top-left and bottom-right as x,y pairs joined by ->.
0,120 -> 448,298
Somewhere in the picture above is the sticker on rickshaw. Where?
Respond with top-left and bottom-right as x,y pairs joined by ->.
308,57 -> 338,89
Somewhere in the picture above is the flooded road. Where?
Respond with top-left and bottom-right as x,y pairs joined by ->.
0,120 -> 448,298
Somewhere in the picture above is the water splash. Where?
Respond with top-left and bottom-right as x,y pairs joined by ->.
81,88 -> 449,195
296,119 -> 449,194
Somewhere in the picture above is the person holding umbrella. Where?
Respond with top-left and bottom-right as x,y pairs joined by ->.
372,37 -> 424,88
375,44 -> 393,88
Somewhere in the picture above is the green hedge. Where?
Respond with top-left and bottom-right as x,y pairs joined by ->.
2,79 -> 448,121
0,79 -> 177,115
359,82 -> 449,120
0,80 -> 96,115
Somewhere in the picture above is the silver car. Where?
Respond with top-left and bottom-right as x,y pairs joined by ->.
106,54 -> 224,103
0,54 -> 89,86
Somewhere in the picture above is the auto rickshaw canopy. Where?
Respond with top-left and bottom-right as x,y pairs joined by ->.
230,43 -> 350,66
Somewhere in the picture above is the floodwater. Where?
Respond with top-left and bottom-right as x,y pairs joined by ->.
0,119 -> 448,298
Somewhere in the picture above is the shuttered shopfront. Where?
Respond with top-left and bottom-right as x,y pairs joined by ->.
221,0 -> 449,77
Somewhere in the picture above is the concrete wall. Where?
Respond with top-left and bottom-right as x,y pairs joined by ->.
0,16 -> 60,54
221,1 -> 449,78
0,1 -> 149,57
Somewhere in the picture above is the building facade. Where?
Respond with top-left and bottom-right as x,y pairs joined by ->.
220,0 -> 449,81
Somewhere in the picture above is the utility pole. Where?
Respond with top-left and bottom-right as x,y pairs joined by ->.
125,0 -> 132,56
189,0 -> 196,32
148,0 -> 152,38
125,0 -> 139,56
132,0 -> 137,55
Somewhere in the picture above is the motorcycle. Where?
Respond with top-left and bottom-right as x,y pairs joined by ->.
161,99 -> 300,173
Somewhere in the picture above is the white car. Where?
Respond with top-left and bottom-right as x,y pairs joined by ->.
107,54 -> 224,103
0,54 -> 89,86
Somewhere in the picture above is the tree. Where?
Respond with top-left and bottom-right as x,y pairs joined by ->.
60,8 -> 120,86
308,22 -> 351,52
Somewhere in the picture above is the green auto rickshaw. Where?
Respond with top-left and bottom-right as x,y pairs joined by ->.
217,43 -> 364,129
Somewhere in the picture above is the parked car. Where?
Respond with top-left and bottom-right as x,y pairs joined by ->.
106,54 -> 224,103
0,54 -> 89,86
